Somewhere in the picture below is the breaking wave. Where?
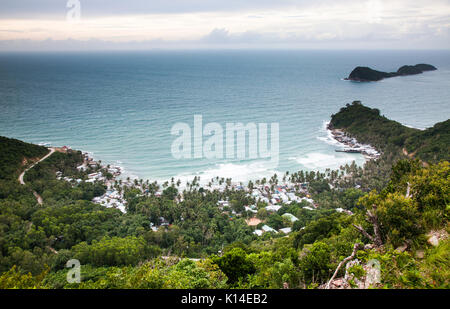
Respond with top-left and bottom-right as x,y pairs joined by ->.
289,152 -> 360,170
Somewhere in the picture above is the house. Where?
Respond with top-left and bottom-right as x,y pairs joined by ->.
279,227 -> 292,234
336,208 -> 354,215
217,200 -> 229,208
265,205 -> 282,212
279,193 -> 289,203
159,217 -> 169,226
246,217 -> 262,226
108,167 -> 121,175
61,146 -> 71,153
253,229 -> 263,236
251,190 -> 260,197
76,165 -> 87,171
262,225 -> 277,233
259,197 -> 270,204
287,192 -> 302,202
244,206 -> 257,213
282,213 -> 299,222
88,172 -> 101,179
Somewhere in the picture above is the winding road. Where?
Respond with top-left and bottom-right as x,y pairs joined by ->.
18,147 -> 55,205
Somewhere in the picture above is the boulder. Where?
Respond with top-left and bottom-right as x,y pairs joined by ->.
427,229 -> 449,247
428,235 -> 439,246
415,250 -> 425,259
395,243 -> 408,253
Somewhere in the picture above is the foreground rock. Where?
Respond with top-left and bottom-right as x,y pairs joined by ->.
321,259 -> 381,289
427,229 -> 448,247
346,63 -> 437,82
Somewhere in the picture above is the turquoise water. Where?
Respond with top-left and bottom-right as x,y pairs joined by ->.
0,50 -> 449,184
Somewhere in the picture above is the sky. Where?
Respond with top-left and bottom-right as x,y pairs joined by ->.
0,0 -> 449,50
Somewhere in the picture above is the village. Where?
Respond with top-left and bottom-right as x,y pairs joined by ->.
55,147 -> 126,212
54,146 -> 355,239
215,181 -> 318,236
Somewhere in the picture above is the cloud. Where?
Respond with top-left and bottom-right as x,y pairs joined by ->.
1,24 -> 448,51
0,0 -> 449,49
201,28 -> 266,44
0,0 -> 305,17
202,28 -> 231,43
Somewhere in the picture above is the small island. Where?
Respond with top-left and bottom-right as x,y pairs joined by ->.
346,63 -> 437,82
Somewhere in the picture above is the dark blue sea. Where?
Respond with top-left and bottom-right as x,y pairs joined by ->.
0,50 -> 449,184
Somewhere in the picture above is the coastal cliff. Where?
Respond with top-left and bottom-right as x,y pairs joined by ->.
346,63 -> 437,82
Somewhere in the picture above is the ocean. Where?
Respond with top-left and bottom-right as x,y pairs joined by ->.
0,50 -> 449,184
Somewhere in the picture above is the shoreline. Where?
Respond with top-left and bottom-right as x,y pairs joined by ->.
72,148 -> 324,223
42,119 -> 379,215
326,122 -> 381,161
12,119 -> 379,235
48,120 -> 378,193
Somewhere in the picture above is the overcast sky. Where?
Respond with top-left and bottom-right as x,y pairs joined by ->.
0,0 -> 449,50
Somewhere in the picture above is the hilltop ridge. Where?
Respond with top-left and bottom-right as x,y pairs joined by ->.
0,136 -> 49,180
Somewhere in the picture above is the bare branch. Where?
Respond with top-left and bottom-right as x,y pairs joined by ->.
405,182 -> 411,198
326,243 -> 361,289
352,224 -> 375,243
368,205 -> 383,247
355,205 -> 383,247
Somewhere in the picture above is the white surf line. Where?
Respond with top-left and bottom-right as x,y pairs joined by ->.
18,147 -> 56,205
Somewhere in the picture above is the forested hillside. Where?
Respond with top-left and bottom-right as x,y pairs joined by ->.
0,136 -> 48,180
330,101 -> 450,163
0,103 -> 448,289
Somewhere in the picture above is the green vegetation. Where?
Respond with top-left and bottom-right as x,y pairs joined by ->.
0,136 -> 48,180
404,119 -> 450,162
330,101 -> 449,163
0,102 -> 448,289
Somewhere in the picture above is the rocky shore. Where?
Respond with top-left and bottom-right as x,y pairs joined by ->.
326,123 -> 381,160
